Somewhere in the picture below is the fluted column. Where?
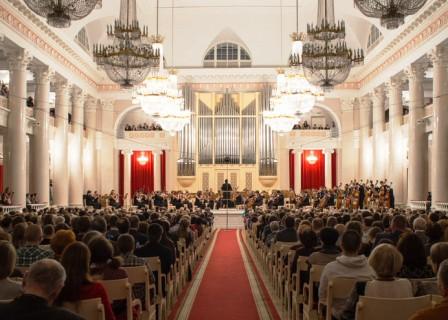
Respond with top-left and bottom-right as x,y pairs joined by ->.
6,50 -> 31,206
372,87 -> 385,180
153,150 -> 161,191
294,149 -> 302,193
122,150 -> 132,207
359,95 -> 372,180
324,149 -> 333,189
30,66 -> 53,205
405,63 -> 428,202
52,80 -> 71,206
429,46 -> 448,206
84,97 -> 97,192
69,88 -> 84,206
386,77 -> 404,204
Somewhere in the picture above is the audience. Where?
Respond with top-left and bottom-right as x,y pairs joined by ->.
0,241 -> 22,300
396,232 -> 434,279
275,215 -> 298,242
16,224 -> 53,266
308,227 -> 341,265
0,259 -> 82,319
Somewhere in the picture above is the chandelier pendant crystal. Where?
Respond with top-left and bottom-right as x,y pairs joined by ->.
24,0 -> 101,28
137,152 -> 149,166
93,0 -> 159,88
354,0 -> 428,30
294,0 -> 364,91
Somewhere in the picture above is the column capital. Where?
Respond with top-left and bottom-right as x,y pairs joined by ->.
323,148 -> 335,155
360,94 -> 372,106
152,149 -> 162,156
72,87 -> 85,105
31,66 -> 55,85
54,79 -> 71,93
385,76 -> 406,91
404,62 -> 428,82
371,86 -> 385,104
293,149 -> 303,155
7,49 -> 32,72
428,45 -> 448,66
85,96 -> 98,111
121,149 -> 133,156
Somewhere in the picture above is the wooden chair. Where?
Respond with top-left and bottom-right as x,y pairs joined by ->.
63,298 -> 105,320
431,294 -> 443,306
123,266 -> 156,320
99,278 -> 135,320
355,295 -> 432,320
324,277 -> 361,320
0,299 -> 12,303
290,256 -> 309,320
146,257 -> 167,320
302,265 -> 324,320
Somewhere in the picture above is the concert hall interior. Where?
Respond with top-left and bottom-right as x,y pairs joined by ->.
0,0 -> 448,320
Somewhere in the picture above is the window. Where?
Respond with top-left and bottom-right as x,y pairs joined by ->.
203,42 -> 252,68
75,27 -> 90,52
367,25 -> 382,52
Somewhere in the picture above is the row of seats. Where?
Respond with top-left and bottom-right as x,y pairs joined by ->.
245,227 -> 442,320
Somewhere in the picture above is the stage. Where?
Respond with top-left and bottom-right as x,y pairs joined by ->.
212,209 -> 245,229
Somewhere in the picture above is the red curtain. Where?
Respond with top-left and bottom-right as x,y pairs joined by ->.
301,150 -> 325,190
131,151 -> 154,195
331,151 -> 337,188
119,153 -> 124,205
289,150 -> 295,190
161,150 -> 166,191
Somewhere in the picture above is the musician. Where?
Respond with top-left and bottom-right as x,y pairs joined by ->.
221,179 -> 233,208
359,183 -> 366,209
153,191 -> 166,208
109,190 -> 120,209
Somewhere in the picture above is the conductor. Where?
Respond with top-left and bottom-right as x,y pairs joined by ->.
221,179 -> 232,208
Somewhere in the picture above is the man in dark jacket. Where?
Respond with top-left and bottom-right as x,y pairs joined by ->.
374,214 -> 406,246
275,215 -> 298,243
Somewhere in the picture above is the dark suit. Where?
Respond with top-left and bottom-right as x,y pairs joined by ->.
275,228 -> 298,242
374,230 -> 403,246
0,294 -> 83,320
135,242 -> 173,275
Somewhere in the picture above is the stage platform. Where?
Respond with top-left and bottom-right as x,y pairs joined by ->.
212,209 -> 245,229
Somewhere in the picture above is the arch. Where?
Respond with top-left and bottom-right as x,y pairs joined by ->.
314,103 -> 342,137
113,104 -> 142,138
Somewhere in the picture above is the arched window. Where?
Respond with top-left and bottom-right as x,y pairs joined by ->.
367,25 -> 382,52
203,42 -> 252,68
75,27 -> 90,52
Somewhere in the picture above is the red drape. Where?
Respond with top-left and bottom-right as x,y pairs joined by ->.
161,150 -> 166,191
289,150 -> 295,190
131,151 -> 154,195
301,150 -> 325,190
119,153 -> 124,205
331,151 -> 337,188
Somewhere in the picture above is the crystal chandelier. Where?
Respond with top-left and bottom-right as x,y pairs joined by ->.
24,0 -> 101,28
137,152 -> 149,166
306,151 -> 318,164
93,0 -> 159,88
354,0 -> 428,29
154,107 -> 191,136
295,0 -> 364,91
263,99 -> 299,135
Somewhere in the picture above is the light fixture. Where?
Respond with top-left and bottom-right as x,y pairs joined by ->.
354,0 -> 428,29
24,0 -> 100,28
137,152 -> 149,165
297,0 -> 364,91
306,151 -> 318,165
93,0 -> 159,88
154,107 -> 191,136
263,100 -> 299,135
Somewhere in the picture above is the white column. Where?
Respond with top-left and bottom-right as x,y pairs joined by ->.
429,46 -> 448,206
352,98 -> 361,180
84,97 -> 97,192
372,86 -> 385,180
52,80 -> 71,206
386,77 -> 404,204
30,66 -> 52,205
122,150 -> 132,207
405,63 -> 428,202
6,50 -> 31,207
324,149 -> 333,189
69,87 -> 84,206
359,95 -> 371,180
294,149 -> 302,193
153,150 -> 161,191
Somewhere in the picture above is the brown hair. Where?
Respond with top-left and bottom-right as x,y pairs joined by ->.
0,241 -> 16,279
89,236 -> 121,269
50,230 -> 76,259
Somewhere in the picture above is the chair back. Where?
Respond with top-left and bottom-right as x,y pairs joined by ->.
356,295 -> 432,320
63,298 -> 105,320
99,278 -> 133,320
305,264 -> 324,307
431,294 -> 443,306
326,277 -> 360,320
146,257 -> 164,298
123,266 -> 151,309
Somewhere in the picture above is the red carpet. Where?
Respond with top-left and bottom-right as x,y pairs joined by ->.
188,230 -> 260,320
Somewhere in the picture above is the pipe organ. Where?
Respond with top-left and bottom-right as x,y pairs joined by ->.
177,86 -> 278,191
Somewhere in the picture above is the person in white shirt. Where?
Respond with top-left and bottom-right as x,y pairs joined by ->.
319,230 -> 374,318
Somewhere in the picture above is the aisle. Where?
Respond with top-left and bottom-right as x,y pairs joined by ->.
187,229 -> 261,320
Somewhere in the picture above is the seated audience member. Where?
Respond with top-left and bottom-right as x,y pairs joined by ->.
397,232 -> 434,279
319,230 -> 374,318
290,229 -> 318,274
81,230 -> 103,246
170,217 -> 194,248
374,215 -> 407,246
50,230 -> 76,261
275,215 -> 298,243
0,241 -> 22,300
339,244 -> 412,320
413,217 -> 429,245
136,223 -> 173,275
88,236 -> 127,280
129,216 -> 147,248
0,259 -> 82,320
425,223 -> 444,255
308,227 -> 341,265
12,223 -> 26,249
41,225 -> 54,245
57,242 -> 115,320
156,219 -> 177,264
409,259 -> 448,320
265,221 -> 280,247
117,234 -> 146,267
16,224 -> 54,266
